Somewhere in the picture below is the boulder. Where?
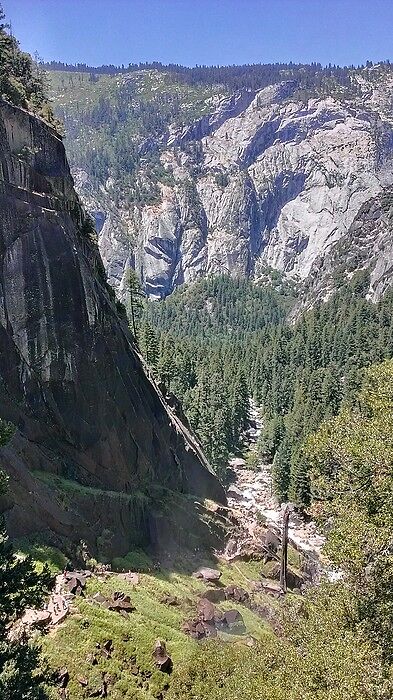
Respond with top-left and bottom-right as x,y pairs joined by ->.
56,667 -> 69,689
249,580 -> 263,592
92,592 -> 107,604
152,640 -> 173,674
200,588 -> 226,603
86,653 -> 98,666
227,485 -> 245,501
65,571 -> 87,587
21,609 -> 52,629
197,598 -> 216,622
262,530 -> 280,553
65,571 -> 87,595
193,567 -> 221,583
77,677 -> 88,687
267,563 -> 305,589
223,538 -> 238,558
260,580 -> 283,597
224,585 -> 249,604
220,609 -> 246,634
201,621 -> 217,638
160,594 -> 180,607
182,619 -> 206,640
108,592 -> 135,613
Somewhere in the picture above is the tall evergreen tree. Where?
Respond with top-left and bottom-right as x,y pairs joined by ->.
0,472 -> 52,699
0,4 -> 55,125
124,268 -> 145,343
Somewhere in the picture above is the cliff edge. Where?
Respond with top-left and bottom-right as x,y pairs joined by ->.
0,100 -> 225,556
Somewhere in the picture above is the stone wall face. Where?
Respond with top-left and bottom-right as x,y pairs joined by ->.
74,79 -> 393,303
0,100 -> 225,555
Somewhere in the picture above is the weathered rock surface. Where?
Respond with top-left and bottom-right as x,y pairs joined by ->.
299,185 -> 393,310
192,567 -> 222,582
70,73 -> 393,301
0,99 -> 225,555
152,639 -> 173,674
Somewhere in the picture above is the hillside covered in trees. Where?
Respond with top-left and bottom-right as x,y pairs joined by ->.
45,57 -> 389,93
0,7 -> 57,126
137,271 -> 393,503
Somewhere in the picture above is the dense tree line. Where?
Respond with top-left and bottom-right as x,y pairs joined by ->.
136,274 -> 292,480
45,58 -> 393,93
169,360 -> 393,699
259,272 -> 393,507
305,359 -> 393,663
137,272 -> 393,500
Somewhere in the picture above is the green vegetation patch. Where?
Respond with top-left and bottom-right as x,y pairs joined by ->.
41,557 -> 275,700
15,536 -> 68,575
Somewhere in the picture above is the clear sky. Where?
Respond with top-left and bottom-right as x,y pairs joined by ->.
3,0 -> 393,68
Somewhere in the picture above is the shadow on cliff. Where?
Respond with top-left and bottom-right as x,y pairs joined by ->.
0,99 -> 225,560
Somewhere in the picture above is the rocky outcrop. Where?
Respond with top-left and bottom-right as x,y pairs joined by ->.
71,74 -> 393,301
0,99 -> 225,555
299,186 -> 393,310
166,89 -> 256,147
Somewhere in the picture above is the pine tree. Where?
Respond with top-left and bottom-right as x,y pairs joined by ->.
209,408 -> 230,483
124,268 -> 144,343
288,449 -> 311,509
0,420 -> 14,446
140,321 -> 158,371
0,477 -> 52,698
272,437 -> 292,502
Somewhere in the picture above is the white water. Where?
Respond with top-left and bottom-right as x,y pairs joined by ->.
226,401 -> 339,578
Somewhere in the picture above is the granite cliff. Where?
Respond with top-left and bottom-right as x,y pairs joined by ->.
0,99 -> 225,556
52,66 -> 393,302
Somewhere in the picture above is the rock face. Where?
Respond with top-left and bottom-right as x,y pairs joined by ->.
0,99 -> 225,555
299,186 -> 393,310
69,73 -> 393,301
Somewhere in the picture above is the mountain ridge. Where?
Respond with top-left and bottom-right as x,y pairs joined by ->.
49,63 -> 393,304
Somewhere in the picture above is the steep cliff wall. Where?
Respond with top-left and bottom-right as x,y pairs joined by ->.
297,185 -> 393,312
134,83 -> 393,299
0,99 -> 225,555
63,71 -> 393,302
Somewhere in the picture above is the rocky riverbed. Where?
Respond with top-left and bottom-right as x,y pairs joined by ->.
223,402 -> 330,580
227,461 -> 325,559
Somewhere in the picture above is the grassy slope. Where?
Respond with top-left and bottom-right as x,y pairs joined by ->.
14,472 -> 300,699
37,556 -> 279,700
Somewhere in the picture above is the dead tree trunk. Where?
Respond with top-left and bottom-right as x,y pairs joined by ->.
280,505 -> 290,593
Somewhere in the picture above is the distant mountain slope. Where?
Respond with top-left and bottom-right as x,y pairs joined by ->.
49,63 -> 393,301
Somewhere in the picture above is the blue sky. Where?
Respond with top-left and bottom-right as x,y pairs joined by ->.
3,0 -> 393,68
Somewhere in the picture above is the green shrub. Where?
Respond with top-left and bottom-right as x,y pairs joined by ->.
112,549 -> 153,572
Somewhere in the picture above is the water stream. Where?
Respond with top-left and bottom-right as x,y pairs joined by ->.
224,401 -> 340,580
